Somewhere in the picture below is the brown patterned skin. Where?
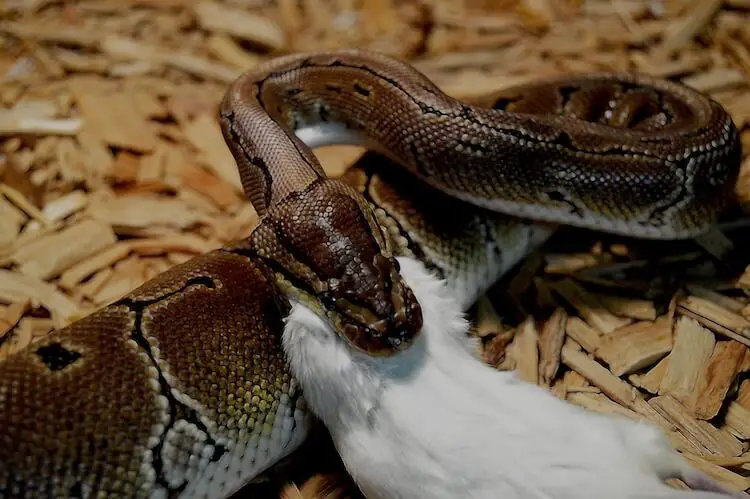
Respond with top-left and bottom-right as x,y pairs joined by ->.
243,179 -> 423,355
220,52 -> 428,358
340,153 -> 556,310
0,250 -> 308,499
219,48 -> 740,358
221,49 -> 741,240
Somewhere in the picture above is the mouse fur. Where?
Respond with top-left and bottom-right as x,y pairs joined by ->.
282,256 -> 743,499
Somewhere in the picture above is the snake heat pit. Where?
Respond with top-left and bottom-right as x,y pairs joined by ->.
0,49 -> 741,498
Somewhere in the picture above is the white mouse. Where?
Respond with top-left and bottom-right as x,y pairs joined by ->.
282,256 -> 744,499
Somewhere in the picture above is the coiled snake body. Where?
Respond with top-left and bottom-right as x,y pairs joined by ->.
0,50 -> 741,498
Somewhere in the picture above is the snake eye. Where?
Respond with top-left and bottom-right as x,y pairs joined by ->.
393,259 -> 401,272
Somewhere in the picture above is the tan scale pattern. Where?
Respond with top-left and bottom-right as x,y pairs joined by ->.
0,305 -> 161,498
0,249 -> 308,498
224,50 -> 741,239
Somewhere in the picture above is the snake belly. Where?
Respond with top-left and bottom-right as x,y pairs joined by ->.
0,49 -> 742,498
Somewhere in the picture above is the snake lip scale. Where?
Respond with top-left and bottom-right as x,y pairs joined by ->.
0,49 -> 742,498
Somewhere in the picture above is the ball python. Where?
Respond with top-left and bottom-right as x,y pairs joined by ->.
0,49 -> 741,498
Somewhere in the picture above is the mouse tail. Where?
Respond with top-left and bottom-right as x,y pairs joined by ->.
650,443 -> 742,497
658,490 -> 746,499
623,422 -> 742,497
672,466 -> 746,498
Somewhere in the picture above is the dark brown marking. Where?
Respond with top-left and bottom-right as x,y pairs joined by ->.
115,275 -> 226,491
492,97 -> 521,111
558,85 -> 579,110
36,343 -> 81,371
353,83 -> 371,97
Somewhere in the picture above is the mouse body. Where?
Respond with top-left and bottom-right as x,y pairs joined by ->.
282,256 -> 743,499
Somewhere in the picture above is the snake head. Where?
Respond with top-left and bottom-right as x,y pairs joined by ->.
249,179 -> 423,356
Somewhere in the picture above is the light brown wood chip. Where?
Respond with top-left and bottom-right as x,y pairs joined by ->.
596,294 -> 658,321
0,300 -> 30,341
41,190 -> 88,223
127,234 -> 220,255
101,35 -> 241,84
58,242 -> 133,290
179,162 -> 242,211
0,21 -> 102,48
182,113 -> 243,192
561,340 -> 639,409
682,68 -> 748,94
0,195 -> 27,248
0,183 -> 48,224
194,2 -> 286,50
0,114 -> 82,136
629,356 -> 670,395
596,317 -> 672,376
11,219 -> 117,280
738,380 -> 750,410
538,307 -> 567,386
72,90 -> 158,153
690,341 -> 747,420
680,453 -> 750,492
723,402 -> 750,440
543,252 -> 606,274
552,369 -> 593,400
474,295 -> 506,338
686,283 -> 747,314
659,316 -> 715,403
550,278 -> 632,333
509,317 -> 539,385
90,256 -> 147,306
206,34 -> 262,70
88,193 -> 205,232
0,270 -> 81,328
564,315 -> 602,353
660,0 -> 725,52
567,392 -> 642,420
678,295 -> 750,346
649,395 -> 743,457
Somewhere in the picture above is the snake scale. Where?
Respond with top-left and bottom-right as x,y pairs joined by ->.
0,49 -> 741,498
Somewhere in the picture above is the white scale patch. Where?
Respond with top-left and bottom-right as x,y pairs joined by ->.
442,221 -> 555,310
160,420 -> 215,489
295,123 -> 364,149
134,323 -> 314,498
176,384 -> 314,499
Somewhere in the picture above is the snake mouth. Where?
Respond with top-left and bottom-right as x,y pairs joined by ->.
337,315 -> 421,357
321,278 -> 423,357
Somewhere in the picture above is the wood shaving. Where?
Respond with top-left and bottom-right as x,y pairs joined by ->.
2,0 -> 750,496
